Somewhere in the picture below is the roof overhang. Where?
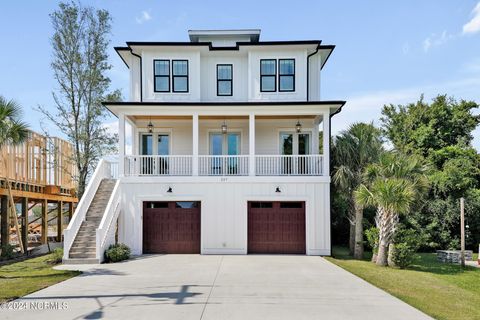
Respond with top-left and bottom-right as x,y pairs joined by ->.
102,101 -> 346,119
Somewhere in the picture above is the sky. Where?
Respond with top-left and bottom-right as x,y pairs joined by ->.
1,0 -> 479,149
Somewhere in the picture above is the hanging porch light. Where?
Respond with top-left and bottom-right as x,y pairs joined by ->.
147,118 -> 154,133
295,120 -> 302,133
221,120 -> 228,134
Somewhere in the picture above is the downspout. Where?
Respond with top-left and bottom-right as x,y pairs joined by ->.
130,49 -> 143,102
306,44 -> 320,101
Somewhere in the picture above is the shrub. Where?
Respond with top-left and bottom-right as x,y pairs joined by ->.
48,248 -> 64,264
0,244 -> 15,259
365,227 -> 379,254
104,243 -> 130,263
391,226 -> 423,269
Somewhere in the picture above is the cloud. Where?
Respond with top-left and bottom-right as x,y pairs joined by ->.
402,42 -> 410,55
423,31 -> 455,52
463,2 -> 480,34
135,10 -> 152,24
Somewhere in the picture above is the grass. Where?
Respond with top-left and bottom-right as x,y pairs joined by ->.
0,253 -> 80,303
326,247 -> 480,320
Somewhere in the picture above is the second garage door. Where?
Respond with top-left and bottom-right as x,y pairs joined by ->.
143,201 -> 200,254
248,201 -> 306,254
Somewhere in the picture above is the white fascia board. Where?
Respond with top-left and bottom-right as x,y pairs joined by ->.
104,103 -> 343,118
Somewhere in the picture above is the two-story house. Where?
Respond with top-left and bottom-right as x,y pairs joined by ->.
63,29 -> 345,263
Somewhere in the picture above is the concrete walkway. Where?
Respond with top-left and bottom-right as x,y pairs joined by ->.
2,255 -> 431,320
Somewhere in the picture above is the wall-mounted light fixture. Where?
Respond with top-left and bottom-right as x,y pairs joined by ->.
167,187 -> 173,193
221,120 -> 228,134
295,120 -> 302,133
275,187 -> 281,193
147,118 -> 154,133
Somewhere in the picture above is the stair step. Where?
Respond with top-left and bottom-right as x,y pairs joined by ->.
70,248 -> 96,254
69,252 -> 96,259
63,258 -> 100,264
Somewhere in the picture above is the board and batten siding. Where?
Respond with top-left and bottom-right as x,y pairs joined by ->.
128,47 -> 317,103
133,118 -> 317,155
117,179 -> 330,256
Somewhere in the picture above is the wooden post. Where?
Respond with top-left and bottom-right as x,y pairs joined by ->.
41,199 -> 48,244
0,195 -> 8,249
69,202 -> 74,220
460,197 -> 465,268
21,197 -> 28,253
57,201 -> 63,242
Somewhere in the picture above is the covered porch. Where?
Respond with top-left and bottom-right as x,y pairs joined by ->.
112,102 -> 339,177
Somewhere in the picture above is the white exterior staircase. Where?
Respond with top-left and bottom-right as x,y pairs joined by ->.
63,160 -> 120,264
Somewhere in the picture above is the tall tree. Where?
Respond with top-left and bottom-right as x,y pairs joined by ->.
0,96 -> 29,148
39,2 -> 120,198
381,95 -> 480,250
332,122 -> 383,259
355,152 -> 429,266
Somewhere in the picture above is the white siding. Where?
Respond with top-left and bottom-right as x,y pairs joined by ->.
141,48 -> 201,102
200,54 -> 248,102
308,53 -> 321,101
248,48 -> 308,101
118,178 -> 331,256
133,118 -> 317,156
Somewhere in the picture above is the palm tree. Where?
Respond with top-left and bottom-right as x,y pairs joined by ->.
332,122 -> 383,259
355,152 -> 429,266
0,96 -> 29,148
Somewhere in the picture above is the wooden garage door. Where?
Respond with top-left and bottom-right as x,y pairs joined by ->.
143,201 -> 200,254
248,201 -> 306,254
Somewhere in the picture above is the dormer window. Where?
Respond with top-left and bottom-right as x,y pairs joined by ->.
217,64 -> 233,96
172,60 -> 189,92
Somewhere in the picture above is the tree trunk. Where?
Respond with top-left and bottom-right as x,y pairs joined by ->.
376,207 -> 389,266
349,221 -> 355,255
387,243 -> 396,267
353,203 -> 364,259
376,242 -> 388,266
371,252 -> 377,263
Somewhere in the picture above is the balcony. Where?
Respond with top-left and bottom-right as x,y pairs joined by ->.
123,154 -> 324,176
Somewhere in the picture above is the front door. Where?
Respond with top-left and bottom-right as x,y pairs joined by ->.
279,132 -> 311,174
209,132 -> 240,174
140,133 -> 170,174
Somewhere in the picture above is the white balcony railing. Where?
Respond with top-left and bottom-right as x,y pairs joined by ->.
255,155 -> 323,176
122,155 -> 323,176
199,155 -> 249,176
124,155 -> 192,176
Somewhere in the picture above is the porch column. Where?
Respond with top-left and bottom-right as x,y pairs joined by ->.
192,113 -> 199,176
249,113 -> 255,176
118,112 -> 125,177
322,112 -> 330,176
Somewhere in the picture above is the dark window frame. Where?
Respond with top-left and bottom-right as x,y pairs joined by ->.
260,59 -> 277,92
278,59 -> 295,92
216,64 -> 233,96
153,59 -> 170,93
172,59 -> 189,93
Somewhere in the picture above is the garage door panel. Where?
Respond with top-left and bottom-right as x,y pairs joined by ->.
248,201 -> 305,254
143,201 -> 200,254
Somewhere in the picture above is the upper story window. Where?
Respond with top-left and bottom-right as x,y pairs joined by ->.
260,58 -> 295,92
154,59 -> 189,93
260,59 -> 276,92
279,59 -> 295,92
172,60 -> 189,92
217,64 -> 233,96
154,60 -> 170,92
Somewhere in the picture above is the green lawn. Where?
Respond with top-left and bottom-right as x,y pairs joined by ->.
0,254 -> 80,303
326,247 -> 480,320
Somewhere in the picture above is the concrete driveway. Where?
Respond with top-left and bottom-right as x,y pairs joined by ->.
2,255 -> 431,320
